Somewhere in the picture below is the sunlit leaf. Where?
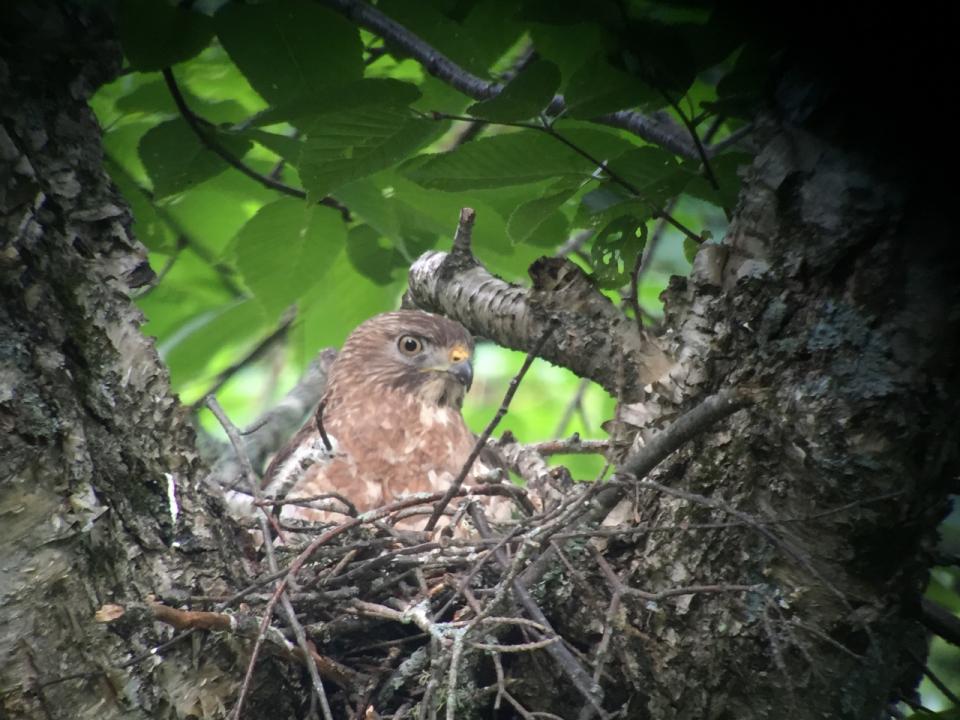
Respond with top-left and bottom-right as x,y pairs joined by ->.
159,298 -> 267,388
234,199 -> 346,319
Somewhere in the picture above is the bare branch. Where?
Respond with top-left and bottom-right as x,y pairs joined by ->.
407,211 -> 672,402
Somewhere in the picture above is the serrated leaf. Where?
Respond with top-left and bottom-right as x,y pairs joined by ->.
138,118 -> 252,198
299,107 -> 439,199
254,79 -> 422,128
403,129 -> 635,191
234,199 -> 346,319
565,54 -> 659,118
216,0 -> 362,105
467,59 -> 561,122
590,216 -> 647,289
119,0 -> 214,71
507,183 -> 579,244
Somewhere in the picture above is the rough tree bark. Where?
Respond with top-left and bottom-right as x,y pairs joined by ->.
2,3 -> 958,720
0,5 -> 303,719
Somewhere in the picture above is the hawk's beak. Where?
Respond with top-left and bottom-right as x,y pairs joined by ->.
447,344 -> 473,390
448,359 -> 473,390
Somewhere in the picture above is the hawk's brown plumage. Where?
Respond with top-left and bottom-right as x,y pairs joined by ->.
265,310 -> 497,526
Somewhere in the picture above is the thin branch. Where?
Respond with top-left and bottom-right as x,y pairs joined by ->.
191,307 -> 296,411
317,0 -> 699,159
660,89 -> 719,191
424,304 -> 556,531
161,68 -> 350,221
206,397 -> 335,720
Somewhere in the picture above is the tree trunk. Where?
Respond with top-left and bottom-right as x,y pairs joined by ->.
0,5 -> 276,719
3,3 -> 958,720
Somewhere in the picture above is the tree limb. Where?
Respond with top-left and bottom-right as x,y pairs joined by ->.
317,0 -> 701,159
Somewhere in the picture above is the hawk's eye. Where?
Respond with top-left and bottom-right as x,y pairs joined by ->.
398,335 -> 423,355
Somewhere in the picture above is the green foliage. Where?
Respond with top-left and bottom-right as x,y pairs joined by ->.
97,0 -> 750,482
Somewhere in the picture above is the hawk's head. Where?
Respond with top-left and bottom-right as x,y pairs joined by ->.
328,310 -> 475,409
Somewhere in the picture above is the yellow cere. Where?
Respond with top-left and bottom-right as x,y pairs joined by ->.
449,345 -> 470,363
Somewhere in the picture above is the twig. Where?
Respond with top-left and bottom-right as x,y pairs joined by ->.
619,389 -> 751,478
161,68 -> 350,221
468,505 -> 609,718
424,237 -> 556,530
206,397 -> 335,720
553,380 -> 592,437
660,90 -> 719,191
921,597 -> 960,648
531,436 -> 609,456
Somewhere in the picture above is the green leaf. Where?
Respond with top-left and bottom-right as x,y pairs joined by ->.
403,129 -> 635,191
467,60 -> 561,122
565,54 -> 659,118
118,0 -> 214,71
507,182 -> 579,244
216,0 -> 362,105
377,0 -> 520,76
590,216 -> 647,289
253,79 -> 422,128
299,107 -> 440,199
159,298 -> 267,389
682,151 -> 751,211
115,78 -> 248,125
138,118 -> 252,198
606,146 -> 687,205
346,225 -> 406,286
234,199 -> 347,319
683,237 -> 699,265
240,129 -> 303,165
295,252 -> 404,364
103,157 -> 175,253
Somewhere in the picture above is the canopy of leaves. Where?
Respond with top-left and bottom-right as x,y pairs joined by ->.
95,2 -> 730,466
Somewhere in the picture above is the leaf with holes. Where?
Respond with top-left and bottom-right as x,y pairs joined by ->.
590,216 -> 648,289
